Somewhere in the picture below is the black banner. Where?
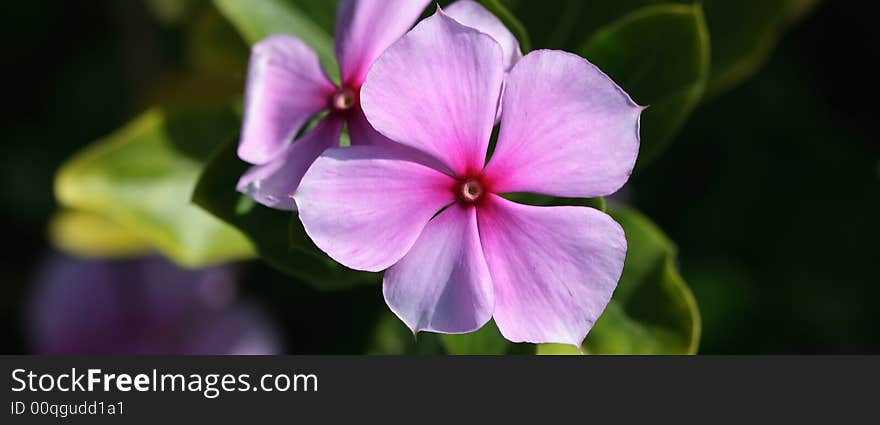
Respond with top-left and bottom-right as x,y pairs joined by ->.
1,356 -> 876,423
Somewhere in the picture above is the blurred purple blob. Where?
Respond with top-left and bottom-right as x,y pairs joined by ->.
28,254 -> 283,355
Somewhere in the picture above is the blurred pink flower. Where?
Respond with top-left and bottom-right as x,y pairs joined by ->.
295,11 -> 642,346
236,0 -> 521,209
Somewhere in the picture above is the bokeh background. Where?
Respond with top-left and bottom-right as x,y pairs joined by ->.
1,0 -> 877,354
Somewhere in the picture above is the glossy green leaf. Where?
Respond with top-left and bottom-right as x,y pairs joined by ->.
54,107 -> 254,267
580,3 -> 710,167
192,137 -> 377,290
213,0 -> 339,82
699,0 -> 818,97
508,0 -> 814,99
538,205 -> 700,355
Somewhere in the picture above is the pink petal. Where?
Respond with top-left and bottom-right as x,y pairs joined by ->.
294,146 -> 456,272
484,50 -> 642,198
477,195 -> 626,346
334,0 -> 431,85
348,108 -> 454,174
360,11 -> 505,176
238,35 -> 336,165
384,204 -> 493,334
445,0 -> 522,71
347,106 -> 395,147
237,117 -> 343,210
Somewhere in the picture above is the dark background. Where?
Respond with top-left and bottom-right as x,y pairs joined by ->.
1,1 -> 877,353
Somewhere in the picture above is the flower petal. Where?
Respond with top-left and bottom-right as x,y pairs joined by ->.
360,11 -> 505,176
237,117 -> 343,210
238,35 -> 335,164
348,108 -> 454,174
347,107 -> 395,147
477,195 -> 626,346
445,0 -> 522,71
334,0 -> 431,85
384,204 -> 493,334
295,146 -> 456,272
484,50 -> 642,198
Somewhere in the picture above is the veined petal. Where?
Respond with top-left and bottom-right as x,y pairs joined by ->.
384,204 -> 493,334
445,0 -> 522,71
238,35 -> 335,165
295,146 -> 456,272
477,195 -> 626,346
484,50 -> 642,198
334,0 -> 431,85
237,117 -> 343,211
348,108 -> 454,174
361,11 -> 505,176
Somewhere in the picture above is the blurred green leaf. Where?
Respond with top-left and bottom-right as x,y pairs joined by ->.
539,204 -> 700,355
290,0 -> 340,32
213,0 -> 339,82
145,0 -> 199,25
476,0 -> 531,52
580,3 -> 709,168
441,320 -> 510,355
54,107 -> 254,267
367,312 -> 445,355
535,343 -> 583,355
192,137 -> 377,290
49,209 -> 153,259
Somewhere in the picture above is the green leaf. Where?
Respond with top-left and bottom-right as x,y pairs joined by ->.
509,0 -> 814,99
49,209 -> 153,259
193,137 -> 377,290
542,205 -> 700,355
213,0 -> 339,82
289,0 -> 340,32
441,320 -> 511,355
580,3 -> 710,167
476,0 -> 532,52
54,107 -> 254,267
699,0 -> 818,97
367,312 -> 445,355
500,193 -> 606,211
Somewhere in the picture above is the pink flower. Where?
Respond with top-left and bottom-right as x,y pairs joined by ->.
236,0 -> 521,210
294,11 -> 643,345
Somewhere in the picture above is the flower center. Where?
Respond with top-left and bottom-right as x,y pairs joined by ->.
331,86 -> 358,113
457,178 -> 485,204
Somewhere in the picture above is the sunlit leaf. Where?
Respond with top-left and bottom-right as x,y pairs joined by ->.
213,0 -> 339,82
54,107 -> 254,267
48,209 -> 152,259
